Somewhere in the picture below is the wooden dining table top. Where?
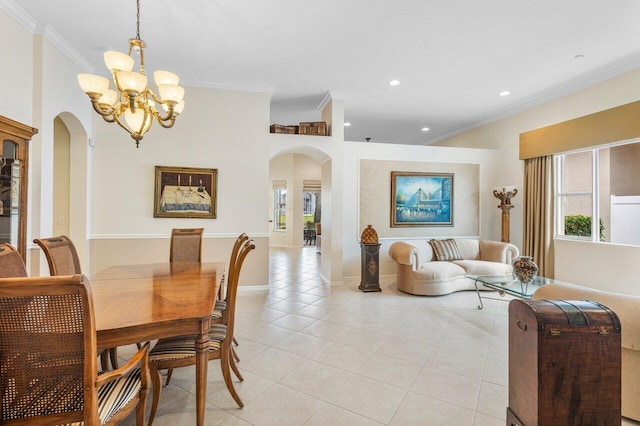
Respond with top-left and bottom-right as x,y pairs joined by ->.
90,262 -> 224,348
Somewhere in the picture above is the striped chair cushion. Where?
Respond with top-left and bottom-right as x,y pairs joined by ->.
428,238 -> 463,261
149,325 -> 227,362
65,368 -> 142,425
211,300 -> 226,320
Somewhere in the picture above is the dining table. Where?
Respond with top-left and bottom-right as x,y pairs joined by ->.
90,261 -> 224,426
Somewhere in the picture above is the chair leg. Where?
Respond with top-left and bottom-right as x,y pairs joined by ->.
232,346 -> 240,363
221,348 -> 244,407
149,367 -> 163,426
232,336 -> 239,346
165,368 -> 174,386
109,347 -> 119,369
230,350 -> 244,382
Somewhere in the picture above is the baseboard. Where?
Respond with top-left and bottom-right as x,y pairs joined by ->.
238,284 -> 269,292
343,274 -> 396,287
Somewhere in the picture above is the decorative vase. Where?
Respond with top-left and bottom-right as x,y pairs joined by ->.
360,225 -> 379,244
513,256 -> 539,284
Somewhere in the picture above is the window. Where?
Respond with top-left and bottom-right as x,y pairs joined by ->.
273,181 -> 286,230
555,139 -> 640,245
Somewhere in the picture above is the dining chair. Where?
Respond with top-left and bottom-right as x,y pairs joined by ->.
169,228 -> 204,262
33,235 -> 118,370
33,235 -> 82,276
0,243 -> 27,278
161,233 -> 248,390
0,274 -> 150,425
214,233 -> 249,348
148,238 -> 256,423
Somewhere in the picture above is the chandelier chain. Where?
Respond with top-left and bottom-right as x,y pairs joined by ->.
136,0 -> 141,40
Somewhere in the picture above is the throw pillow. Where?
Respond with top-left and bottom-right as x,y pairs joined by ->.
429,238 -> 463,261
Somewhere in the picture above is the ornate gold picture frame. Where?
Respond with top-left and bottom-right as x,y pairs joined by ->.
154,166 -> 217,218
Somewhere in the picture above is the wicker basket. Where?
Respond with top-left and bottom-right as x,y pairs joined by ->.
299,121 -> 327,136
270,124 -> 295,134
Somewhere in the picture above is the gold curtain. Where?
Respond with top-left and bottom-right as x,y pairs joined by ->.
523,155 -> 555,278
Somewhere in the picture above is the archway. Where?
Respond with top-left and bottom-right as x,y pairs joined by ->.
54,112 -> 90,271
269,145 -> 339,285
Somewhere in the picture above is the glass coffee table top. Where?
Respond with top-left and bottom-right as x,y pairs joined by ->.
467,274 -> 560,309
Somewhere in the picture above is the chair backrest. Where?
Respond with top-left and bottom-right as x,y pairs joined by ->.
170,228 -> 204,262
223,239 -> 255,340
219,233 -> 249,300
33,235 -> 82,276
0,243 -> 27,278
0,274 -> 98,425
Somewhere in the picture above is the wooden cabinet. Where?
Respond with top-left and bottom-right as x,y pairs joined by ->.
0,115 -> 37,261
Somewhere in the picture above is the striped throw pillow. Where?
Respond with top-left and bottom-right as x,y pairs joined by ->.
428,239 -> 463,261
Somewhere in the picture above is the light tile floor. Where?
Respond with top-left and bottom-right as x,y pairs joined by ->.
122,247 -> 637,425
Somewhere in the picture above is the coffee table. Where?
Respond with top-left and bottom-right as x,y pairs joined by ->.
467,274 -> 559,309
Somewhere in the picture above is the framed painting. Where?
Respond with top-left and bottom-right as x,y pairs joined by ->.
391,171 -> 453,227
154,166 -> 217,218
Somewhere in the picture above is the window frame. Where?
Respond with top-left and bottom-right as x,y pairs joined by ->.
273,187 -> 286,231
554,138 -> 640,245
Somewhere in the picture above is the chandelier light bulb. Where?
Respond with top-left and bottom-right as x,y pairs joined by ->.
154,70 -> 180,86
124,107 -> 152,134
98,89 -> 118,106
117,71 -> 148,93
158,84 -> 185,102
77,74 -> 109,95
163,99 -> 185,114
104,51 -> 134,72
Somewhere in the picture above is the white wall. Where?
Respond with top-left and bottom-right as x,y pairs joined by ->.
87,87 -> 271,285
0,9 -> 33,124
435,68 -> 640,295
342,142 -> 517,284
555,239 -> 640,296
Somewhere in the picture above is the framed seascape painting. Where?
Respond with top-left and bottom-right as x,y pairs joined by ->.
154,166 -> 217,218
391,171 -> 453,227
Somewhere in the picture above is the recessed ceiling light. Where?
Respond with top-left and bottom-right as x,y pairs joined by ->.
421,127 -> 430,132
344,122 -> 351,127
389,79 -> 400,86
499,91 -> 511,97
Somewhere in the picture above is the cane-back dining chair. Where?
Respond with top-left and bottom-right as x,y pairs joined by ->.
0,274 -> 150,425
0,243 -> 27,278
147,239 -> 255,424
33,235 -> 82,276
169,228 -> 204,262
162,233 -> 248,388
214,233 -> 249,350
33,235 -> 118,370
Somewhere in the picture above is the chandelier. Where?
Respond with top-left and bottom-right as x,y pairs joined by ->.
77,0 -> 185,148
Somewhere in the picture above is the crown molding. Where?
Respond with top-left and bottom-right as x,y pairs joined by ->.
40,24 -> 95,73
182,79 -> 274,94
0,0 -> 37,32
0,1 -> 94,73
316,91 -> 332,111
425,55 -> 640,146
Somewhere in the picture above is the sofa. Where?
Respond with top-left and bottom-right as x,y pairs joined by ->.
533,282 -> 640,421
388,239 -> 519,296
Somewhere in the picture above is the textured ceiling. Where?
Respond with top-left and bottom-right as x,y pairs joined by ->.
13,0 -> 640,144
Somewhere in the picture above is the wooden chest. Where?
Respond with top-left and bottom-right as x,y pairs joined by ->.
508,299 -> 621,426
